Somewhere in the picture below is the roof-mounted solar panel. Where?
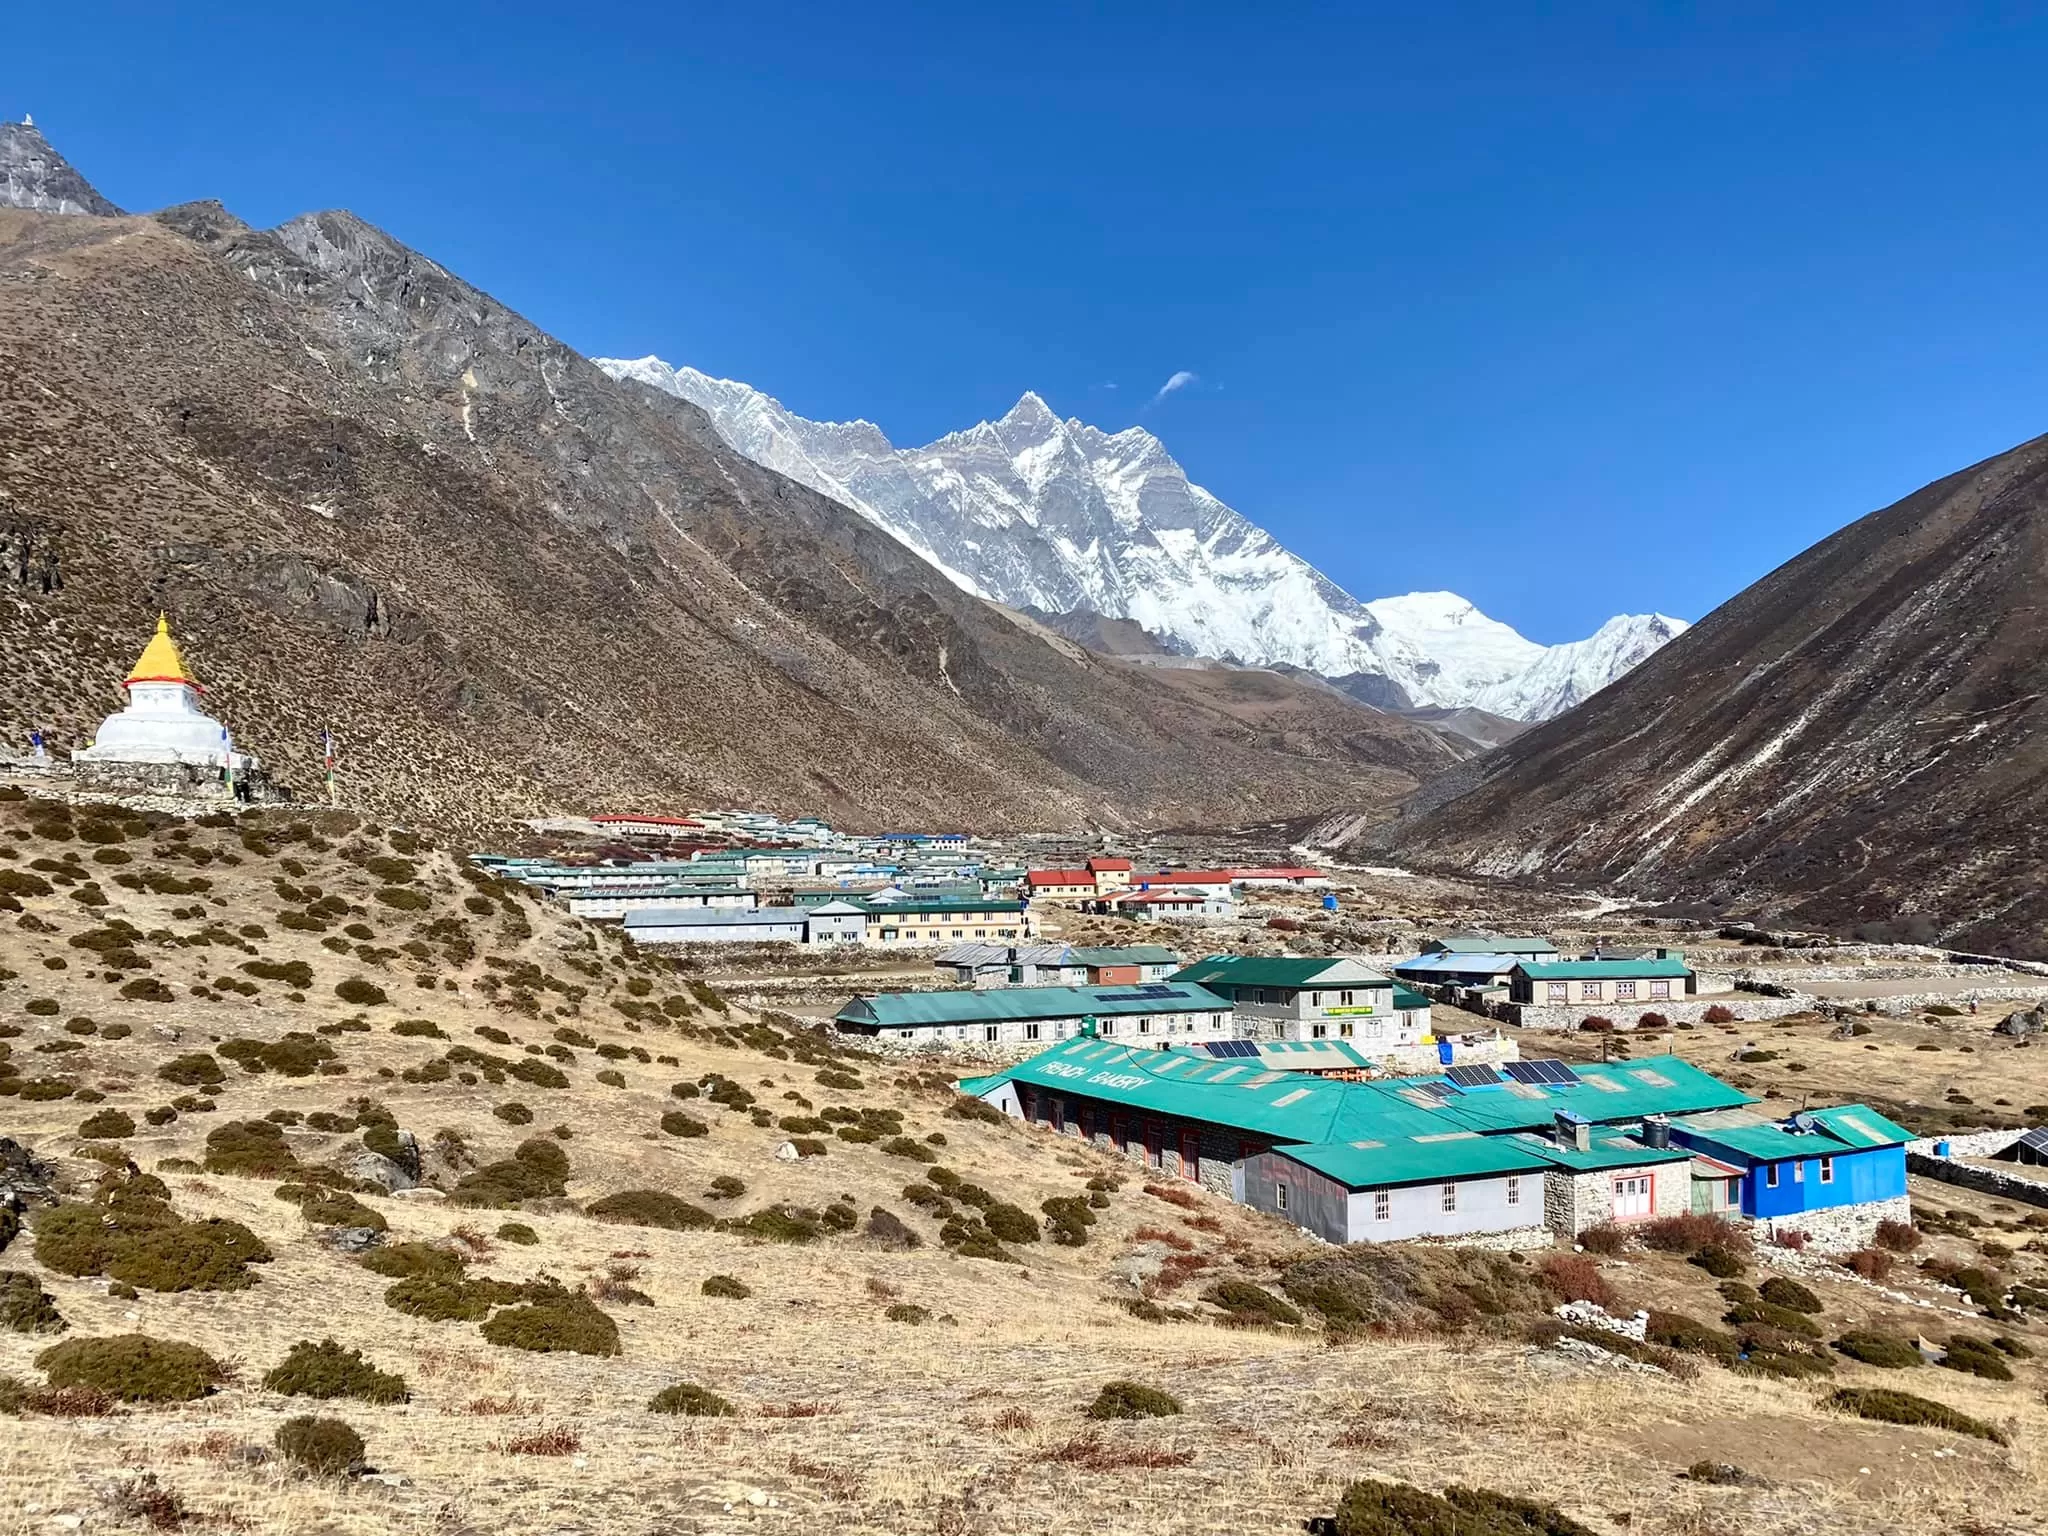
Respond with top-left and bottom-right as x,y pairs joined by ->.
1444,1064 -> 1502,1087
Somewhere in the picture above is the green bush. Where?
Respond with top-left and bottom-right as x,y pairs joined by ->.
494,1102 -> 534,1125
1085,1380 -> 1181,1420
587,1191 -> 713,1231
983,1202 -> 1041,1244
1204,1278 -> 1302,1326
105,1219 -> 272,1293
298,1192 -> 388,1231
36,1334 -> 226,1402
77,1109 -> 136,1140
1328,1480 -> 1597,1536
0,1208 -> 18,1255
496,1223 -> 539,1246
1725,1301 -> 1821,1339
885,1302 -> 932,1325
1758,1276 -> 1822,1314
360,1242 -> 467,1281
1941,1336 -> 2016,1381
881,1135 -> 938,1163
708,1176 -> 746,1201
866,1206 -> 922,1249
334,977 -> 389,1007
479,1284 -> 621,1356
275,1414 -> 365,1474
0,1272 -> 65,1334
1644,1311 -> 1741,1366
701,1274 -> 751,1300
383,1275 -> 497,1322
1833,1331 -> 1922,1369
157,1052 -> 225,1088
649,1382 -> 734,1416
242,959 -> 314,989
263,1339 -> 409,1404
448,1138 -> 570,1208
722,1205 -> 821,1243
391,1019 -> 446,1039
1825,1387 -> 2007,1444
204,1120 -> 300,1178
1688,1245 -> 1745,1279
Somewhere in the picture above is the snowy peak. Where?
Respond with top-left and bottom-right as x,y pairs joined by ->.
593,354 -> 1686,720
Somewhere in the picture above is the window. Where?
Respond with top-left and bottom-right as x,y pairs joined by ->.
1764,1164 -> 1780,1189
1138,1017 -> 1151,1034
1310,991 -> 1322,1007
1339,990 -> 1355,1006
1616,980 -> 1638,1001
1650,980 -> 1670,998
1505,1174 -> 1520,1206
1311,1022 -> 1327,1039
1792,1160 -> 1804,1184
1441,1182 -> 1458,1213
1547,981 -> 1568,1002
1024,1022 -> 1041,1041
1099,1019 -> 1116,1035
1339,1020 -> 1354,1037
1276,1182 -> 1290,1212
1373,1188 -> 1390,1221
1818,1156 -> 1834,1184
1582,981 -> 1604,1000
983,1025 -> 999,1043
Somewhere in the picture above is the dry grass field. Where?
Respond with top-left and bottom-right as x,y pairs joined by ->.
1,796 -> 2045,1535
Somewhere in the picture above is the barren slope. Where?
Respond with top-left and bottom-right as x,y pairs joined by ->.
1388,434 -> 2048,954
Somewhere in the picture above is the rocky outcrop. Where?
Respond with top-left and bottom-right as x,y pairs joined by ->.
0,122 -> 122,217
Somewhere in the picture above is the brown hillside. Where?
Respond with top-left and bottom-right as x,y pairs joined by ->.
0,192 -> 1454,835
1386,433 -> 2048,953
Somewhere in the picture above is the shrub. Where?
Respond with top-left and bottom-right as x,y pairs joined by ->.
865,1207 -> 922,1249
383,1274 -> 502,1322
1204,1279 -> 1302,1326
1085,1380 -> 1181,1420
1536,1254 -> 1615,1308
77,1109 -> 136,1140
1688,1246 -> 1745,1279
1825,1387 -> 2006,1444
1940,1336 -> 2016,1381
701,1274 -> 751,1299
983,1202 -> 1041,1244
480,1285 -> 621,1356
392,1019 -> 446,1039
36,1335 -> 226,1402
1833,1330 -> 1922,1368
708,1175 -> 746,1201
242,959 -> 314,989
1842,1247 -> 1896,1282
726,1204 -> 824,1243
204,1120 -> 300,1178
1758,1276 -> 1821,1314
496,1223 -> 539,1246
1637,1012 -> 1671,1029
0,1272 -> 65,1334
275,1415 -> 365,1475
263,1339 -> 409,1404
334,977 -> 388,1007
1039,1195 -> 1095,1247
1703,1005 -> 1738,1024
157,1052 -> 225,1088
1579,1016 -> 1613,1033
1638,1213 -> 1747,1257
660,1111 -> 708,1138
493,1102 -> 533,1126
1874,1219 -> 1922,1253
1575,1223 -> 1628,1256
1327,1480 -> 1597,1536
507,1058 -> 569,1090
1644,1310 -> 1741,1365
649,1382 -> 734,1416
1725,1301 -> 1822,1339
586,1191 -> 714,1231
107,1218 -> 273,1293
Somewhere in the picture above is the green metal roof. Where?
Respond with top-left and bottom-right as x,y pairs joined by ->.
1673,1104 -> 1911,1161
1517,958 -> 1693,980
1277,1133 -> 1553,1186
837,983 -> 1232,1029
1431,935 -> 1557,955
1391,985 -> 1431,1011
1172,956 -> 1389,989
857,897 -> 1027,916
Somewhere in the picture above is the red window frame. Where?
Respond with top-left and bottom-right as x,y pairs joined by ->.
1179,1129 -> 1200,1181
1145,1119 -> 1165,1169
1110,1114 -> 1128,1154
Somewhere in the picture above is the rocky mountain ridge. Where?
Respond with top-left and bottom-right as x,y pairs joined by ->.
0,129 -> 1463,833
598,356 -> 1687,720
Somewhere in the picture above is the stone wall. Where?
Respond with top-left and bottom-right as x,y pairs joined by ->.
1497,995 -> 1793,1031
1907,1128 -> 2030,1159
1757,1194 -> 1911,1253
1904,1130 -> 2048,1210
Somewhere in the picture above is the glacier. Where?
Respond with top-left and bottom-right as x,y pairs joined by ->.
598,355 -> 1686,721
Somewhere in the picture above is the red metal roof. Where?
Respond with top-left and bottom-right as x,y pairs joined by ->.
1085,857 -> 1133,872
1025,869 -> 1095,886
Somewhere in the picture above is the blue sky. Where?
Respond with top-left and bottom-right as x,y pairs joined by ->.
10,4 -> 2048,642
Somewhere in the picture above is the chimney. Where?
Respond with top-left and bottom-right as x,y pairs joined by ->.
1642,1115 -> 1671,1150
1554,1109 -> 1592,1153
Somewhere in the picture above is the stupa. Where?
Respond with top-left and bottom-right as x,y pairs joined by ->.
72,616 -> 279,800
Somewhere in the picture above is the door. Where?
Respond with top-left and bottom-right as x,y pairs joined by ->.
1144,1120 -> 1165,1169
1612,1174 -> 1653,1220
1110,1114 -> 1128,1156
1179,1129 -> 1200,1181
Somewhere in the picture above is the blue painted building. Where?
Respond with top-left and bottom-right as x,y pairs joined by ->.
1669,1104 -> 1910,1225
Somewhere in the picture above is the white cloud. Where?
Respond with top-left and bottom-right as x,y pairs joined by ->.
1146,370 -> 1197,407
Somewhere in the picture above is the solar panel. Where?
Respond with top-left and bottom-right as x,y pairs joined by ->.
1416,1081 -> 1463,1101
1502,1059 -> 1581,1086
2019,1128 -> 2048,1155
1445,1064 -> 1502,1087
1203,1039 -> 1259,1059
1501,1061 -> 1546,1085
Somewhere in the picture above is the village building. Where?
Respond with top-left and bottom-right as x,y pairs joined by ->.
72,616 -> 282,800
555,882 -> 753,920
622,906 -> 810,945
589,813 -> 704,840
853,895 -> 1036,946
1667,1104 -> 1913,1247
1170,956 -> 1432,1046
933,942 -> 1182,989
1390,950 -> 1527,1004
1508,951 -> 1695,1007
957,1041 -> 1874,1246
1022,856 -> 1132,901
1097,886 -> 1236,922
834,981 -> 1236,1051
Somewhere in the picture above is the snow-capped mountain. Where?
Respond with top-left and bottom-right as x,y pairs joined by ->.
598,355 -> 1684,720
1468,613 -> 1689,720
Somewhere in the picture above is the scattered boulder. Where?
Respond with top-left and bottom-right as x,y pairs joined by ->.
1996,1005 -> 2046,1038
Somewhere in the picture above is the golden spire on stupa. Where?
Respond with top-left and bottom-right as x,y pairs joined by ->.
124,614 -> 197,689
